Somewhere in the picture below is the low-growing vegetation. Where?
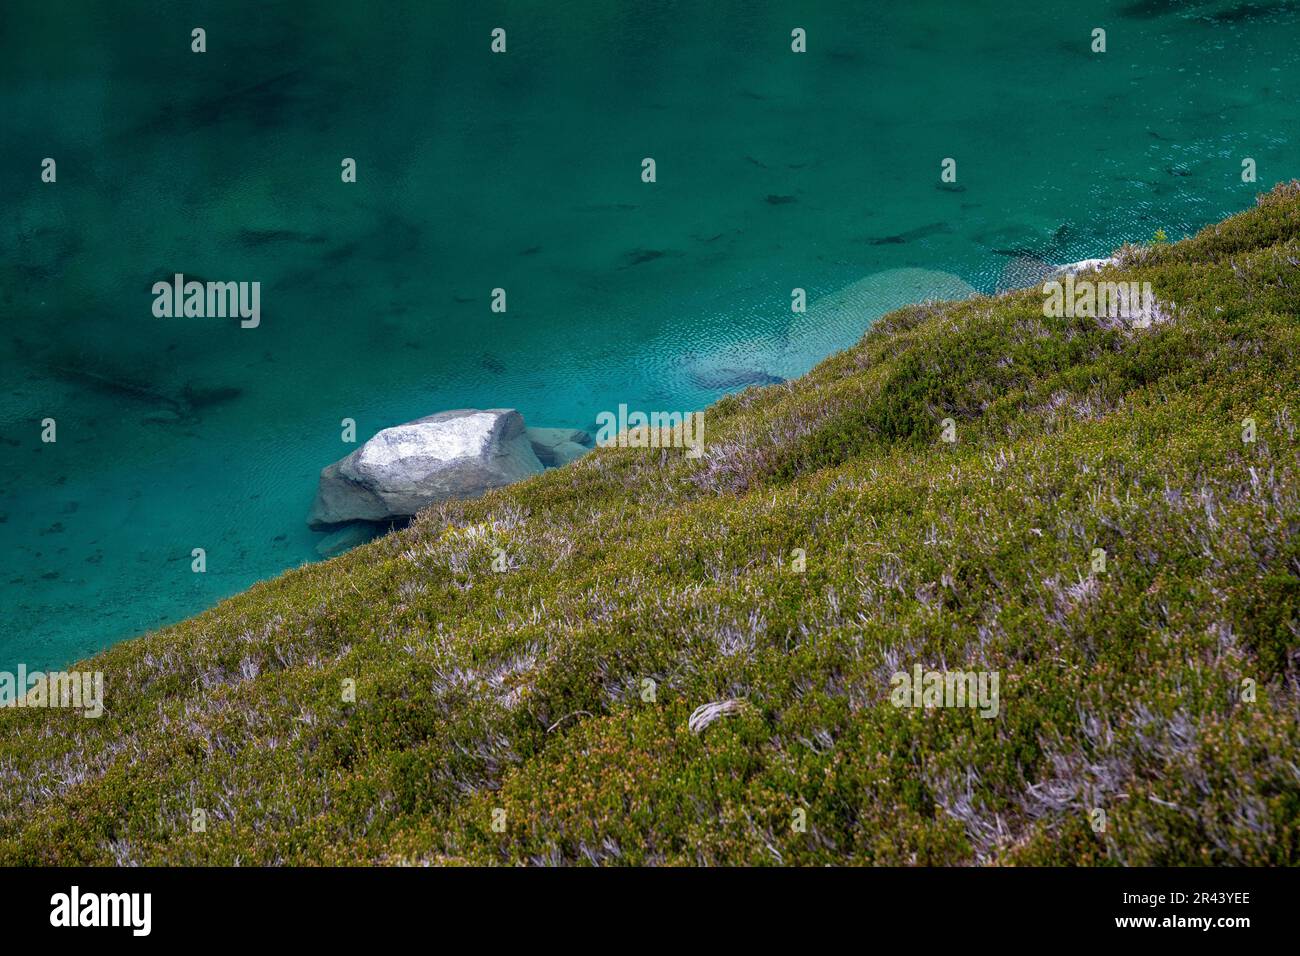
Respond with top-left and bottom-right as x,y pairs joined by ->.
4,184 -> 1300,865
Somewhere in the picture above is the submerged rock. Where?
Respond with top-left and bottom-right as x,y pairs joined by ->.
689,367 -> 786,390
308,409 -> 544,529
995,254 -> 1059,294
763,268 -> 979,381
314,522 -> 383,558
525,427 -> 593,467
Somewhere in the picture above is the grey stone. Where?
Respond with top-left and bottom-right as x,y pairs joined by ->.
308,409 -> 544,529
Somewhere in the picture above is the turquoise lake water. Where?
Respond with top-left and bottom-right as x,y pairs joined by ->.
2,0 -> 1298,670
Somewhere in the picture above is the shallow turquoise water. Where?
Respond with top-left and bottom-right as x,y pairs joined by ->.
2,0 -> 1298,670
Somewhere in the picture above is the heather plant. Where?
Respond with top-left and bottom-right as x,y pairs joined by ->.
2,185 -> 1299,866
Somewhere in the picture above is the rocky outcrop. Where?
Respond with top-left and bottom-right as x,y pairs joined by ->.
1053,256 -> 1115,276
308,409 -> 544,529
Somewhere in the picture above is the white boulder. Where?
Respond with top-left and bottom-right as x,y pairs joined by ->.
308,409 -> 544,529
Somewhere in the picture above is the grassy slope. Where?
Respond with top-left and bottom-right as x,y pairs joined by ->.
4,185 -> 1300,866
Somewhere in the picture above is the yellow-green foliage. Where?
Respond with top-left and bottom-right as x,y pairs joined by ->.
4,184 -> 1300,865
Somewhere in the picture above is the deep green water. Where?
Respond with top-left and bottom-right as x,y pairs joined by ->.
2,0 -> 1297,670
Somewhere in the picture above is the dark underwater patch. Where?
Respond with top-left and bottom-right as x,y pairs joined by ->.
622,248 -> 668,267
237,228 -> 327,247
864,222 -> 951,246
